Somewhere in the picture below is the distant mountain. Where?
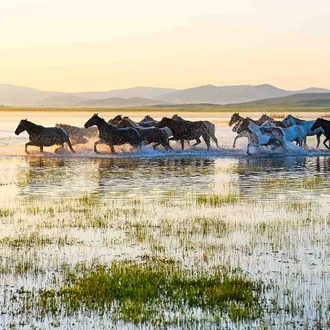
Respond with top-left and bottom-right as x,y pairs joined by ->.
0,84 -> 61,105
37,94 -> 87,107
79,97 -> 170,108
75,87 -> 178,100
0,83 -> 329,107
242,92 -> 330,105
158,84 -> 297,104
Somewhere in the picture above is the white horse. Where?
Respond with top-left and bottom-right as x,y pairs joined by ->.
282,114 -> 324,148
261,120 -> 307,147
236,117 -> 286,155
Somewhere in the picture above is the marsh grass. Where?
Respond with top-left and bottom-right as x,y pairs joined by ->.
37,257 -> 264,326
196,193 -> 239,207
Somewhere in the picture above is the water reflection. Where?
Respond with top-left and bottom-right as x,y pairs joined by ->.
15,156 -> 217,199
13,155 -> 330,201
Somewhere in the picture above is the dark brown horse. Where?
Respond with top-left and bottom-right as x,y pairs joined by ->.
108,115 -> 123,126
15,119 -> 75,153
172,114 -> 219,148
156,117 -> 210,150
84,114 -> 142,153
138,115 -> 159,127
116,117 -> 171,150
229,112 -> 265,127
258,114 -> 287,128
311,118 -> 330,149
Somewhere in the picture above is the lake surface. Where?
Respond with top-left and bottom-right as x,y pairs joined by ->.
1,111 -> 330,329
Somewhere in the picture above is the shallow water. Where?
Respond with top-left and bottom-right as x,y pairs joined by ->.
1,111 -> 330,329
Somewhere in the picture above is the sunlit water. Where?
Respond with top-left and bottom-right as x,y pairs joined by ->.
1,111 -> 330,329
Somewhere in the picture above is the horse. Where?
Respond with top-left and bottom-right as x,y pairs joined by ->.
282,114 -> 324,148
108,115 -> 123,126
138,115 -> 159,127
84,113 -> 142,153
258,114 -> 287,128
228,112 -> 264,127
116,116 -> 172,150
55,123 -> 98,145
171,114 -> 220,148
156,117 -> 210,150
236,117 -> 286,155
15,119 -> 75,154
231,119 -> 258,148
311,118 -> 330,149
261,121 -> 307,147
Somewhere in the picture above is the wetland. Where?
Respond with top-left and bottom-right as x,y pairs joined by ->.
0,110 -> 330,329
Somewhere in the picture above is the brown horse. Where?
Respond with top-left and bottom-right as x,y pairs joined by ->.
258,114 -> 287,128
84,114 -> 142,153
172,114 -> 219,148
116,117 -> 171,150
156,117 -> 210,150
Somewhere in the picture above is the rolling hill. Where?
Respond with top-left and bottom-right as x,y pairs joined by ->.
0,83 -> 329,108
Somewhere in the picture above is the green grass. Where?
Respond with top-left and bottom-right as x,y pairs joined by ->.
37,257 -> 264,326
196,193 -> 239,207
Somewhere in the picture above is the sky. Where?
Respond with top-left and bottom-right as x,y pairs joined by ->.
1,0 -> 330,92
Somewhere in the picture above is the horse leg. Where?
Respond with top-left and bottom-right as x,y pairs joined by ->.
316,132 -> 322,148
94,140 -> 100,154
109,144 -> 115,153
233,135 -> 240,148
202,133 -> 210,150
192,138 -> 201,146
40,146 -> 44,153
180,138 -> 185,150
66,138 -> 75,152
323,137 -> 330,149
246,143 -> 251,155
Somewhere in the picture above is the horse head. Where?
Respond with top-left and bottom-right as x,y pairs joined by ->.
228,112 -> 241,126
84,113 -> 101,128
236,117 -> 250,134
15,119 -> 28,135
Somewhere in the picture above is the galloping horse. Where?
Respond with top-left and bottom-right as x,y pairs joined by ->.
231,119 -> 258,148
116,117 -> 172,150
258,114 -> 287,128
108,115 -> 123,126
311,118 -> 330,149
15,119 -> 75,153
282,114 -> 324,148
228,112 -> 264,127
156,117 -> 210,150
236,117 -> 286,155
172,114 -> 220,148
84,114 -> 142,153
261,121 -> 307,147
55,123 -> 98,144
138,115 -> 159,127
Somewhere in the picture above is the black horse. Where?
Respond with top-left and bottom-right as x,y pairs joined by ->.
84,113 -> 142,153
172,114 -> 219,148
156,117 -> 210,150
15,119 -> 75,153
311,118 -> 330,149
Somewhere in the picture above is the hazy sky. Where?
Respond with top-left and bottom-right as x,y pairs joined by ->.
1,0 -> 330,92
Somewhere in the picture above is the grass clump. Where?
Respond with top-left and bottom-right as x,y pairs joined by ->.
196,193 -> 239,207
39,257 -> 264,326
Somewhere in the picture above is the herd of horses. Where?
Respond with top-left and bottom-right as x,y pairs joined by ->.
13,113 -> 330,155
